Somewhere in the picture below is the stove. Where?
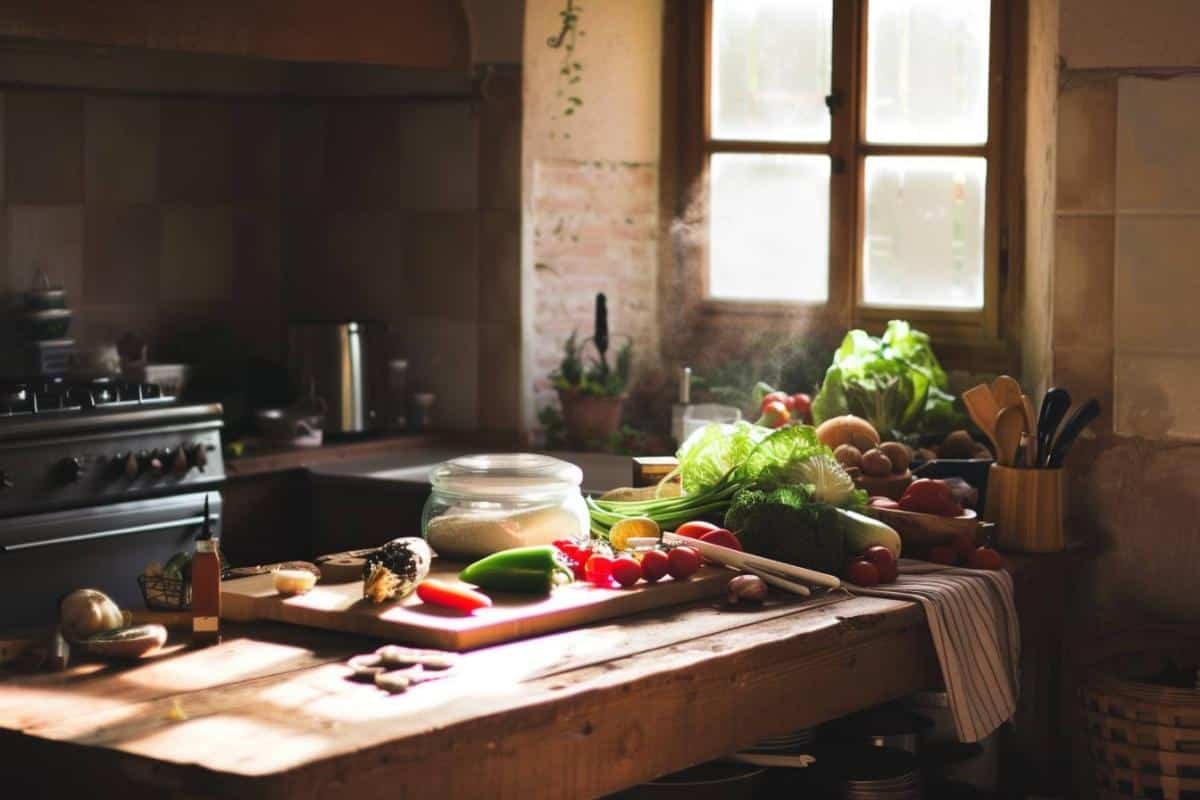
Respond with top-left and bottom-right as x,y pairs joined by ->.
0,378 -> 225,629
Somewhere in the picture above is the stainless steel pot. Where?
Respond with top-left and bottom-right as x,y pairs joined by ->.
287,322 -> 379,434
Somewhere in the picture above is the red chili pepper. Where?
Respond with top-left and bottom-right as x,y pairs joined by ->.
416,579 -> 493,613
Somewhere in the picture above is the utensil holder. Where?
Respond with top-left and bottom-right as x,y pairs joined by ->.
983,464 -> 1064,552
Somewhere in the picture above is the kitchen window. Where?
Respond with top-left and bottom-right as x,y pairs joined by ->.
666,0 -> 1013,360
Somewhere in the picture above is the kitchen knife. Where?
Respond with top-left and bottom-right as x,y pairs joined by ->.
1046,398 -> 1101,468
1037,387 -> 1072,466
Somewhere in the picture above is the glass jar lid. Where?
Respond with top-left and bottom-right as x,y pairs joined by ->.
428,453 -> 583,500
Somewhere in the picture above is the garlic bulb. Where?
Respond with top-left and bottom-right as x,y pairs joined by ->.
60,589 -> 126,642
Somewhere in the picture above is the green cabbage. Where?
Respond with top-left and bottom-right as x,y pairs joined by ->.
675,421 -> 771,495
811,320 -> 960,436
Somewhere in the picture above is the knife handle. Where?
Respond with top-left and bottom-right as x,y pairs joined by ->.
1046,398 -> 1100,468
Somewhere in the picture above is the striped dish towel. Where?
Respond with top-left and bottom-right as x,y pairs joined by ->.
853,559 -> 1021,742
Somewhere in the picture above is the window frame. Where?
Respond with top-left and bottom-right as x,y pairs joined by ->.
665,0 -> 1016,365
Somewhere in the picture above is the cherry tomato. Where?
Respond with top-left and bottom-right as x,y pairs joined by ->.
667,546 -> 701,580
584,554 -> 613,586
698,528 -> 742,551
758,400 -> 791,429
845,559 -> 881,587
928,545 -> 959,566
611,556 -> 642,587
640,549 -> 670,583
967,546 -> 1004,571
791,393 -> 812,419
863,545 -> 896,571
675,520 -> 719,539
875,560 -> 899,584
416,579 -> 492,612
761,391 -> 791,411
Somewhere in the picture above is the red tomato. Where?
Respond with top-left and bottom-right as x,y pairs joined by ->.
667,546 -> 701,580
863,545 -> 896,570
759,400 -> 791,429
698,528 -> 742,551
611,556 -> 642,587
928,545 -> 959,566
845,559 -> 880,587
876,560 -> 899,584
584,554 -> 614,587
950,532 -> 976,561
761,391 -> 791,411
640,549 -> 670,583
967,546 -> 1004,571
416,579 -> 492,613
791,393 -> 812,418
675,520 -> 720,539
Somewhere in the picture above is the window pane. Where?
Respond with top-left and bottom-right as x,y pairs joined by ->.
862,156 -> 986,309
709,154 -> 830,302
866,0 -> 990,144
711,0 -> 832,143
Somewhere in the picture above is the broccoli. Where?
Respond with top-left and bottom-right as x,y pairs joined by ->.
724,486 -> 844,575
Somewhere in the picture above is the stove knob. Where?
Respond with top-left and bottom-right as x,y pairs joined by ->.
171,448 -> 189,477
188,443 -> 209,471
118,452 -> 139,480
141,450 -> 165,477
54,457 -> 84,485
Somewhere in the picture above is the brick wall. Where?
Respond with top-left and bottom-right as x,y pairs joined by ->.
529,159 -> 660,421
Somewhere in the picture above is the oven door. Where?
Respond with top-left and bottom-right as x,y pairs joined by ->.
0,491 -> 221,630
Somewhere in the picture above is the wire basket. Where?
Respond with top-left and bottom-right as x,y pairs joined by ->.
138,574 -> 192,611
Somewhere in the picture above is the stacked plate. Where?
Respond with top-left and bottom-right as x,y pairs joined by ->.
836,746 -> 922,800
745,726 -> 817,753
729,727 -> 818,769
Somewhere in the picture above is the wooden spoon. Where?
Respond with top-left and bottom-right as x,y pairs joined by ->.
994,404 -> 1026,467
991,374 -> 1024,412
962,383 -> 1001,452
1020,394 -> 1038,445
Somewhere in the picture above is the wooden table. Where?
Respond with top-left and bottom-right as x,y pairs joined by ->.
0,593 -> 938,799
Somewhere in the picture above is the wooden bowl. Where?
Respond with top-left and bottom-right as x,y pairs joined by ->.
853,469 -> 913,501
869,506 -> 979,551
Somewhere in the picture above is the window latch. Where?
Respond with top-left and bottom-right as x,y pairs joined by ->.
824,90 -> 844,114
832,157 -> 847,174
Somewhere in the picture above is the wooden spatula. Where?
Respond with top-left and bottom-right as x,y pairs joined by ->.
962,383 -> 1001,453
992,374 -> 1024,411
994,404 -> 1025,467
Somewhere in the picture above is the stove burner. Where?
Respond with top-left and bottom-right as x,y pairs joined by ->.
0,377 -> 174,418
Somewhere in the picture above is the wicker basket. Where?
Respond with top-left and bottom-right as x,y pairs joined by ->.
1085,641 -> 1200,799
138,574 -> 192,611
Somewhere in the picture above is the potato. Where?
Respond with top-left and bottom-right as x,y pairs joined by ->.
939,429 -> 977,459
878,442 -> 912,473
834,444 -> 863,468
860,448 -> 893,477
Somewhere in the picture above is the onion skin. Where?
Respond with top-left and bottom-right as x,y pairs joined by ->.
59,589 -> 125,642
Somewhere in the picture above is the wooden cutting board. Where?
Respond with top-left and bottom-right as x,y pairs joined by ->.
221,560 -> 736,651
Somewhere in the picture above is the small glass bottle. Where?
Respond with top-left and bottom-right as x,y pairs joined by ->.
191,499 -> 221,646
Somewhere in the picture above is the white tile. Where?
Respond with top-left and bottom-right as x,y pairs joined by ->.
1114,215 -> 1200,353
1117,77 -> 1200,212
1115,352 -> 1200,440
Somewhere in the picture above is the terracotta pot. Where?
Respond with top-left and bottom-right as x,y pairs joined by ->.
557,388 -> 625,448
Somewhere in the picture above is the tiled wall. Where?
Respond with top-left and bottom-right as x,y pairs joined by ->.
0,49 -> 523,434
0,89 -> 282,361
1054,72 -> 1200,626
282,67 -> 522,432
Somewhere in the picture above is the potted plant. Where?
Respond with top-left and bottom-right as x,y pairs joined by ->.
552,294 -> 632,448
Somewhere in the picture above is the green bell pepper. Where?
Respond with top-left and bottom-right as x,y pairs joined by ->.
459,545 -> 574,594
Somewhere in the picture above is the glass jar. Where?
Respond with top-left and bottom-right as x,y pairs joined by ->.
421,453 -> 589,560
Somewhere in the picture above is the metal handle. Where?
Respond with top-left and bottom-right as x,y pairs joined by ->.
1,515 -> 206,552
